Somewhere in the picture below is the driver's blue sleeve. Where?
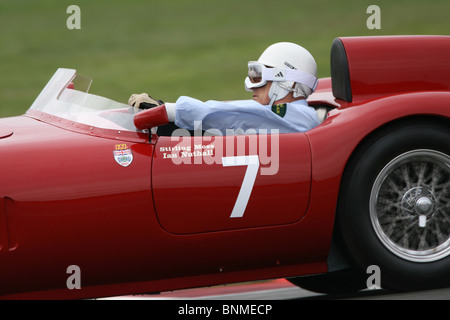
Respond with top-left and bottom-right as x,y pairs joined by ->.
173,96 -> 320,135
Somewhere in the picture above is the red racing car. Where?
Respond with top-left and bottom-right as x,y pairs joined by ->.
0,35 -> 449,299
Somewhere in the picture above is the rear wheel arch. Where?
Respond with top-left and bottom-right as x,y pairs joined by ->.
332,115 -> 450,290
341,115 -> 449,177
329,116 -> 449,260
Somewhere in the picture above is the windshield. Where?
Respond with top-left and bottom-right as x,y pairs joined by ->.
27,68 -> 142,134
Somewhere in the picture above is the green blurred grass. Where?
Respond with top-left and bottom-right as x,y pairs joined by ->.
0,0 -> 448,116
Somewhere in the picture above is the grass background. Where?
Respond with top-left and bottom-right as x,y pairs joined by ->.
0,0 -> 448,117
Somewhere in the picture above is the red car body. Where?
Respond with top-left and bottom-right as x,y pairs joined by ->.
0,35 -> 449,299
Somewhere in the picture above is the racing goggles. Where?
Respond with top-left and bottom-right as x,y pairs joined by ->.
245,61 -> 318,91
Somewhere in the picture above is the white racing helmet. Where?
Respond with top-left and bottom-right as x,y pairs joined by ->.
245,42 -> 318,105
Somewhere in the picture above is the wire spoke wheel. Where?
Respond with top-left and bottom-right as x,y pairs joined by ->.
370,150 -> 450,262
338,122 -> 450,290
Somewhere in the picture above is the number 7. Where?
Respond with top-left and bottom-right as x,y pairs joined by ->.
222,155 -> 260,218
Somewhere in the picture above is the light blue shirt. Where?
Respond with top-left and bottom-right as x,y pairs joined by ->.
174,96 -> 320,135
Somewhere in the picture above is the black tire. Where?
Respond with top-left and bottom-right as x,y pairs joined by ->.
288,268 -> 366,294
337,120 -> 450,291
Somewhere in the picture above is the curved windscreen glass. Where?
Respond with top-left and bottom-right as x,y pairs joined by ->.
27,68 -> 141,133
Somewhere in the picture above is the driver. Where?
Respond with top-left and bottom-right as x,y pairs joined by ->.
128,42 -> 320,134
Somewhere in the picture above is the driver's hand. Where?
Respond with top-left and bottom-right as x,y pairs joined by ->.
128,93 -> 163,113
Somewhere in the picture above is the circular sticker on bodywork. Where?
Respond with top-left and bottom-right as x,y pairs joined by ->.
113,144 -> 133,167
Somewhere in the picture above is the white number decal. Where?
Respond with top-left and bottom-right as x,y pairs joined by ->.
222,155 -> 260,218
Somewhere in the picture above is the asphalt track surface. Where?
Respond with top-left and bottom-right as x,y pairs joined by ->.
101,279 -> 450,300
